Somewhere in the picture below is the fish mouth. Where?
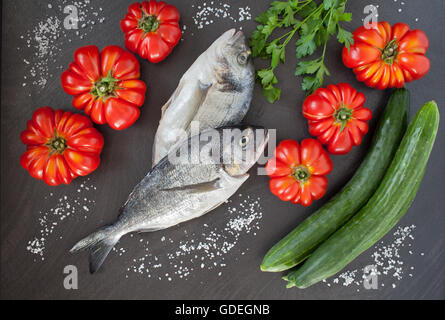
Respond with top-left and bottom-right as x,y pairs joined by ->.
247,126 -> 269,173
228,30 -> 246,45
218,28 -> 236,43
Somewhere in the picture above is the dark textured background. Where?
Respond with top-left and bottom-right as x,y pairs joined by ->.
1,0 -> 444,299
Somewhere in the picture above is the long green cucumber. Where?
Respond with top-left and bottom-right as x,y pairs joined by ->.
285,101 -> 439,288
261,89 -> 410,272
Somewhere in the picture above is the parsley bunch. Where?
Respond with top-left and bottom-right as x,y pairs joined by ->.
250,0 -> 354,103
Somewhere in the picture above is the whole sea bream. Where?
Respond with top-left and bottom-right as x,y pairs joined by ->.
71,125 -> 269,273
152,29 -> 255,166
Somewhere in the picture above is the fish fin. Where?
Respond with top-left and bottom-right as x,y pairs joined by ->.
187,173 -> 250,217
153,77 -> 215,166
184,81 -> 214,132
88,237 -> 120,274
160,97 -> 172,118
70,226 -> 121,274
160,80 -> 210,118
160,82 -> 180,117
160,178 -> 222,194
137,228 -> 164,233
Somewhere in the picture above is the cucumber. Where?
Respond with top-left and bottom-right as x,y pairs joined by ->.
261,89 -> 410,272
285,101 -> 439,288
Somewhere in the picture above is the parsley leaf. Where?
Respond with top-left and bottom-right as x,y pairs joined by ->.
337,26 -> 354,49
250,0 -> 354,102
263,85 -> 282,103
295,59 -> 323,76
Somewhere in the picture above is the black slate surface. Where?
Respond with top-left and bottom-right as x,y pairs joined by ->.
1,0 -> 444,300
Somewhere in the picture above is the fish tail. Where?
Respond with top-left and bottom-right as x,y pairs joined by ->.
70,226 -> 121,274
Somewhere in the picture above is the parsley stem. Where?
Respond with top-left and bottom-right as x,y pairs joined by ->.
320,7 -> 335,67
282,5 -> 323,47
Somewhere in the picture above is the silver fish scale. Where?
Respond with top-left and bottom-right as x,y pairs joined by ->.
189,81 -> 253,131
114,156 -> 225,233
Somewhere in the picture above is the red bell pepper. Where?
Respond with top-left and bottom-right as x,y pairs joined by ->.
20,107 -> 104,186
342,21 -> 430,89
61,45 -> 147,130
303,83 -> 372,155
266,139 -> 333,207
120,0 -> 181,63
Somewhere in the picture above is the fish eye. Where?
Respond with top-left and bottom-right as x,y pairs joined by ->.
237,52 -> 249,65
239,136 -> 249,147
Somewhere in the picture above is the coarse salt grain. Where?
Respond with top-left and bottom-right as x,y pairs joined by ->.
191,2 -> 251,30
120,195 -> 263,281
324,225 -> 421,289
19,1 -> 105,90
26,179 -> 97,260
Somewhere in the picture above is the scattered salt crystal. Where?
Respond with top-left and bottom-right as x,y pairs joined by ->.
191,2 -> 251,30
26,179 -> 97,259
20,1 -> 106,90
122,195 -> 263,281
323,225 -> 423,290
